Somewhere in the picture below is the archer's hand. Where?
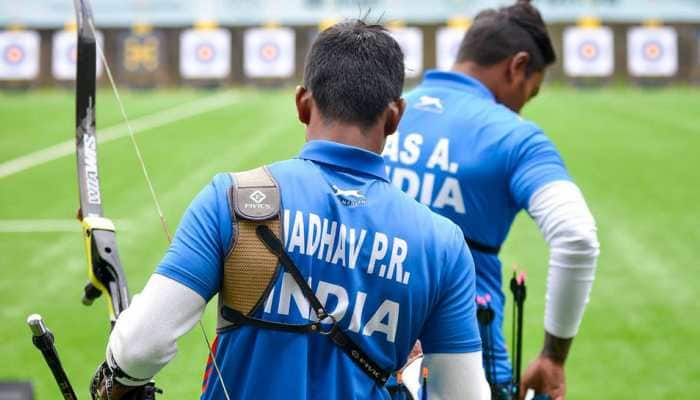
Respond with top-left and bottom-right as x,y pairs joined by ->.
519,353 -> 566,400
90,361 -> 155,400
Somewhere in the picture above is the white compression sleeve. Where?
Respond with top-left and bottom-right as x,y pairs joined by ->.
528,180 -> 600,339
107,273 -> 206,385
424,352 -> 491,400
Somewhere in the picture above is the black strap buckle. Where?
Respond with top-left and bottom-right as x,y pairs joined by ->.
318,314 -> 337,335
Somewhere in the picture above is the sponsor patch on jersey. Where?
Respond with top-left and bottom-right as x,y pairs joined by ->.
414,96 -> 444,114
332,185 -> 367,207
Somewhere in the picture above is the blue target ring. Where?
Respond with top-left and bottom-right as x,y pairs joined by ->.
259,42 -> 280,63
642,40 -> 663,62
578,41 -> 600,62
66,44 -> 77,64
195,43 -> 216,64
3,44 -> 25,65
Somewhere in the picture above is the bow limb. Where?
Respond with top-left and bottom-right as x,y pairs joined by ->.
74,0 -> 129,323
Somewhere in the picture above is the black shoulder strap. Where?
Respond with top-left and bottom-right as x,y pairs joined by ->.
256,225 -> 329,320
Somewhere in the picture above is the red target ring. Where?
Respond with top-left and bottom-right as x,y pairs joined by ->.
642,41 -> 663,61
3,44 -> 25,65
195,43 -> 216,63
578,41 -> 599,61
259,42 -> 280,63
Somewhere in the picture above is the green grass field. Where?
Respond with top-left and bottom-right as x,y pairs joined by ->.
1,85 -> 699,399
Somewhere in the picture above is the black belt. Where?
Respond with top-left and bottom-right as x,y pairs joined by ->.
466,237 -> 501,255
221,225 -> 391,386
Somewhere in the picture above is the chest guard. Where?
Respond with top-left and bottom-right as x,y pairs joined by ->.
217,166 -> 282,331
216,166 -> 391,386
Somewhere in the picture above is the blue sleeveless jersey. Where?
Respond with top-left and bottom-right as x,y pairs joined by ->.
382,71 -> 571,384
156,140 -> 481,399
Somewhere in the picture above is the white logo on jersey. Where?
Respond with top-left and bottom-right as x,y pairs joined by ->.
415,96 -> 444,114
332,185 -> 365,199
332,185 -> 367,206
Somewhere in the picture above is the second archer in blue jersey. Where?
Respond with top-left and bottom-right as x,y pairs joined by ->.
383,70 -> 571,384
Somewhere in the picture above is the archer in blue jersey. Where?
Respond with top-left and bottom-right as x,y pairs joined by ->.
91,20 -> 490,400
164,140 -> 481,399
383,3 -> 600,400
383,68 -> 566,391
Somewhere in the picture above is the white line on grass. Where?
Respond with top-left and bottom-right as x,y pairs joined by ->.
0,91 -> 241,179
0,219 -> 131,233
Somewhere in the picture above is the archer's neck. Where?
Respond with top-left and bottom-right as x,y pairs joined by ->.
305,117 -> 386,155
452,61 -> 501,98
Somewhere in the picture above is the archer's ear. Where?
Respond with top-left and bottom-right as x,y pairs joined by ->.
384,98 -> 406,136
295,86 -> 311,125
508,51 -> 531,84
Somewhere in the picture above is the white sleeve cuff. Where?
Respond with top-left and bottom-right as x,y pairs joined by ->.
423,352 -> 491,400
107,273 -> 206,385
528,180 -> 600,339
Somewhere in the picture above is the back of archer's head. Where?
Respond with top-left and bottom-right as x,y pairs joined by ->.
303,20 -> 405,128
457,0 -> 556,74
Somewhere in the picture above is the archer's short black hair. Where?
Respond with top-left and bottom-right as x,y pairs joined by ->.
456,0 -> 556,73
303,20 -> 405,128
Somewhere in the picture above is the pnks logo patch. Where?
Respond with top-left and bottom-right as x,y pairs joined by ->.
249,190 -> 266,204
243,189 -> 272,212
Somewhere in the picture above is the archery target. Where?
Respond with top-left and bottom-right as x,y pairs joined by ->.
52,29 -> 104,80
627,26 -> 678,77
563,26 -> 614,77
390,27 -> 423,78
244,28 -> 295,78
436,27 -> 467,71
179,28 -> 231,79
0,30 -> 40,80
